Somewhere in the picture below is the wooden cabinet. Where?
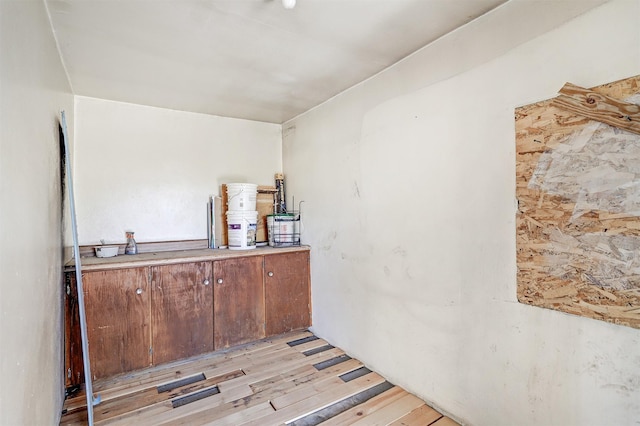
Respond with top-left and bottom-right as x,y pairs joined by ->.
213,256 -> 265,349
82,267 -> 151,381
64,274 -> 84,387
64,248 -> 311,387
265,251 -> 311,335
151,262 -> 213,365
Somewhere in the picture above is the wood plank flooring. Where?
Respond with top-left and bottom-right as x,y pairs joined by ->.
60,330 -> 458,426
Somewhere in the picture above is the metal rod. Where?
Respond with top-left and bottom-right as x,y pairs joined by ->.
61,111 -> 99,425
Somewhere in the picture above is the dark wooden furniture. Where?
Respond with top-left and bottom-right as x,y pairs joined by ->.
265,251 -> 311,336
151,262 -> 214,365
64,247 -> 310,387
213,256 -> 265,349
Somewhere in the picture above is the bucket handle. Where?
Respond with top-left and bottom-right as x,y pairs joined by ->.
227,186 -> 250,203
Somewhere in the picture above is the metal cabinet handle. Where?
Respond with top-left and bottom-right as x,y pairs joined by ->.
268,271 -> 274,277
203,279 -> 210,286
217,278 -> 223,284
136,288 -> 143,295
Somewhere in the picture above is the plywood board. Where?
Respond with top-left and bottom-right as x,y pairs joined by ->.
221,184 -> 229,247
516,75 -> 640,329
257,189 -> 275,243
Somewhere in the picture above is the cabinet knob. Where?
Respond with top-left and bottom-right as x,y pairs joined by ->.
268,271 -> 274,277
217,278 -> 223,284
136,288 -> 143,295
203,279 -> 210,286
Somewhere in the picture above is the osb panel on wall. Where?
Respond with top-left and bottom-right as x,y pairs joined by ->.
516,75 -> 640,329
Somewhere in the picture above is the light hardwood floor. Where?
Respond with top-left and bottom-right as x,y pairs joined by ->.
60,330 -> 459,425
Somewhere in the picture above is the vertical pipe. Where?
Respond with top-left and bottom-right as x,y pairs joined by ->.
61,111 -> 98,425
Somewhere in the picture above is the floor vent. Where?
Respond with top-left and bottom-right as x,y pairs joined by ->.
288,381 -> 394,426
287,335 -> 319,347
171,385 -> 220,408
339,367 -> 372,383
302,345 -> 334,356
313,355 -> 352,371
157,373 -> 206,393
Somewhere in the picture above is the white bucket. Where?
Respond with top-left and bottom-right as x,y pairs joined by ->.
226,183 -> 258,211
226,210 -> 258,250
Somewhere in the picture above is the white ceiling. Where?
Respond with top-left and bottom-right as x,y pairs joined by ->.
46,0 -> 507,124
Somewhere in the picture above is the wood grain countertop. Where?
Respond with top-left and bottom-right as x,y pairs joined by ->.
64,245 -> 310,272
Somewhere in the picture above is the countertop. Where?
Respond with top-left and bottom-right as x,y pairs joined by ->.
64,245 -> 310,272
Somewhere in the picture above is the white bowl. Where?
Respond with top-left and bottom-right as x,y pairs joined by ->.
95,245 -> 119,258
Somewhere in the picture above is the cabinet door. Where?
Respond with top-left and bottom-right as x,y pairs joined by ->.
151,262 -> 213,365
213,256 -> 265,349
83,267 -> 151,380
64,273 -> 84,387
265,251 -> 311,336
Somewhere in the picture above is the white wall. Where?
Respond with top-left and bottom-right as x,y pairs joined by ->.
283,1 -> 640,424
73,97 -> 281,245
0,1 -> 74,424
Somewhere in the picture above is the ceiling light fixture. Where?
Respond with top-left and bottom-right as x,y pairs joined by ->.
282,0 -> 296,9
